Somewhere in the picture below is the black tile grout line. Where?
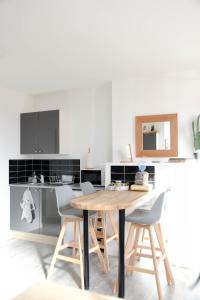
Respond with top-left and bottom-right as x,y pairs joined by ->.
111,172 -> 155,175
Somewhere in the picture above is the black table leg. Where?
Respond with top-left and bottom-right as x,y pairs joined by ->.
118,209 -> 125,298
83,209 -> 90,290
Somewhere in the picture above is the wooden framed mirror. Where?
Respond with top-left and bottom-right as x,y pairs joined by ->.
135,114 -> 178,157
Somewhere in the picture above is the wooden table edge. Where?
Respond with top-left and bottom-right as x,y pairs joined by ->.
70,190 -> 156,211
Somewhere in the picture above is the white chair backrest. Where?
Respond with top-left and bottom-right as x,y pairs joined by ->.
80,181 -> 96,195
55,185 -> 75,216
148,188 -> 171,224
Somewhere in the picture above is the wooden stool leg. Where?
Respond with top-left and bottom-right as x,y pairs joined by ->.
77,220 -> 84,290
129,226 -> 141,276
89,220 -> 107,273
108,211 -> 118,238
48,220 -> 67,279
155,224 -> 175,285
125,224 -> 136,275
72,221 -> 77,257
125,224 -> 135,257
93,214 -> 98,232
148,226 -> 163,300
102,212 -> 110,272
137,227 -> 146,261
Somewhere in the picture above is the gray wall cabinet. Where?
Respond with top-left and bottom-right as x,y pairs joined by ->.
20,112 -> 39,154
20,110 -> 60,154
10,187 -> 61,236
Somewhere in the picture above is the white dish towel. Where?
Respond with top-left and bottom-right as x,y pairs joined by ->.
20,188 -> 36,223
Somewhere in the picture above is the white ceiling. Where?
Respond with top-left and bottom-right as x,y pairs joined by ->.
0,0 -> 200,94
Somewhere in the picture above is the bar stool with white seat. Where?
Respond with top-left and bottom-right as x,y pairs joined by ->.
80,182 -> 118,272
48,185 -> 106,289
124,189 -> 175,300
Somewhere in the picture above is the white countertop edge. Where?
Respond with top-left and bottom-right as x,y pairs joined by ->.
9,183 -> 81,189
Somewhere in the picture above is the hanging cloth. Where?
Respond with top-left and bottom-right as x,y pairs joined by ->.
20,188 -> 36,223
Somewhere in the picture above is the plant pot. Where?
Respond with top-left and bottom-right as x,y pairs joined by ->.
193,152 -> 200,159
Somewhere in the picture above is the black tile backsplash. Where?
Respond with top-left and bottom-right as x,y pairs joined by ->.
145,166 -> 155,173
124,173 -> 136,184
9,166 -> 17,172
9,159 -> 80,184
9,160 -> 18,166
9,171 -> 17,178
9,177 -> 18,184
18,160 -> 26,166
18,165 -> 25,172
111,165 -> 155,186
111,166 -> 125,174
110,173 -> 125,182
124,166 -> 138,174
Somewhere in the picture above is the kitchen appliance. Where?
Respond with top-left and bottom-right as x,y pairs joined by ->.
81,169 -> 105,186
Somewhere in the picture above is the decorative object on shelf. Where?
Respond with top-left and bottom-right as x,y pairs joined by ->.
151,125 -> 155,132
143,125 -> 148,133
168,157 -> 187,163
131,163 -> 152,191
192,114 -> 200,159
86,147 -> 94,169
120,144 -> 134,163
107,181 -> 129,191
128,143 -> 133,161
193,151 -> 200,159
135,163 -> 149,185
130,183 -> 152,192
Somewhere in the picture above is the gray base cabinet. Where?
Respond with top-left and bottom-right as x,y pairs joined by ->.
10,187 -> 41,233
40,189 -> 61,236
10,187 -> 61,236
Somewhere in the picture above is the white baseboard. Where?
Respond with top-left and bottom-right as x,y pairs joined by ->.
10,230 -> 57,246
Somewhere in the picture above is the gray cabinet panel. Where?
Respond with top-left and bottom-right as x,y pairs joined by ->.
20,112 -> 38,154
10,187 -> 61,236
38,110 -> 59,154
40,189 -> 61,236
10,186 -> 80,238
20,110 -> 59,154
10,187 -> 40,233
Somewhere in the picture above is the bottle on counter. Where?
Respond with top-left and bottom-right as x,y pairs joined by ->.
32,171 -> 37,183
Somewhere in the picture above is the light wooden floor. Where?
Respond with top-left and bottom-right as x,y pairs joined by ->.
0,238 -> 200,300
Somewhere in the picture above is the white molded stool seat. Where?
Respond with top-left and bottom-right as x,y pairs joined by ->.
126,191 -> 167,225
123,189 -> 175,300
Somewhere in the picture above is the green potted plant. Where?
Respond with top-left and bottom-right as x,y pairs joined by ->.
192,114 -> 200,159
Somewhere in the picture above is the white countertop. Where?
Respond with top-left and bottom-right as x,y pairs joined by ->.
9,183 -> 77,189
9,183 -> 105,191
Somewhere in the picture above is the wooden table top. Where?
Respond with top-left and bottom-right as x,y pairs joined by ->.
70,189 -> 156,211
14,281 -> 118,300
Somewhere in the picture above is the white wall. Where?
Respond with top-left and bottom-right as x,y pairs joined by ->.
0,88 -> 34,241
112,76 -> 200,161
111,76 -> 200,267
33,83 -> 112,168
